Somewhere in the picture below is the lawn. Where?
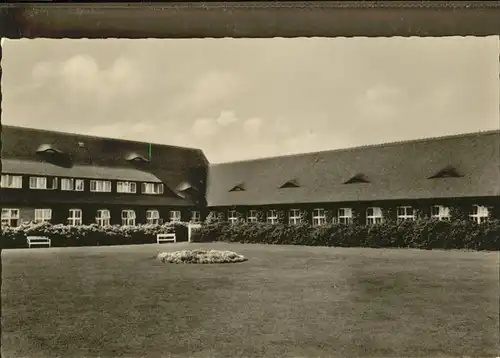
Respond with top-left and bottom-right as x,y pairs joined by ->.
2,243 -> 499,358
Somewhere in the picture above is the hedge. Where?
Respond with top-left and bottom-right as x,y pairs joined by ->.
193,219 -> 500,251
1,222 -> 193,249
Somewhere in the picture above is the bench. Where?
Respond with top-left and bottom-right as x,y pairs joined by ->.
27,236 -> 51,248
188,223 -> 202,243
157,233 -> 176,244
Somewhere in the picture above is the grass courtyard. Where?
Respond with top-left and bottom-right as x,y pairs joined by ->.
2,243 -> 499,358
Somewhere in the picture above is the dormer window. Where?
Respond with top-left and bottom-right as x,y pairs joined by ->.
176,181 -> 199,193
36,144 -> 64,155
229,184 -> 245,192
344,173 -> 370,184
125,152 -> 150,164
280,179 -> 300,188
428,166 -> 462,179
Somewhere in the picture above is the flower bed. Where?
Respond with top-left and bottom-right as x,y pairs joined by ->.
156,249 -> 247,264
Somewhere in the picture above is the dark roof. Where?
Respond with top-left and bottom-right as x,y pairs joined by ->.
206,130 -> 500,206
2,159 -> 162,183
1,125 -> 209,206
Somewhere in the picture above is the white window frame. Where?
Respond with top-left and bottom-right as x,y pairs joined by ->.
61,178 -> 74,191
191,211 -> 201,223
289,209 -> 301,225
267,210 -> 278,224
146,209 -> 160,225
142,182 -> 164,195
170,210 -> 181,223
366,207 -> 383,225
247,210 -> 258,223
75,179 -> 84,191
68,208 -> 83,226
1,174 -> 22,189
337,208 -> 353,224
312,208 -> 326,227
121,210 -> 136,226
29,176 -> 47,190
1,208 -> 20,227
117,181 -> 137,194
470,205 -> 489,224
431,205 -> 450,221
90,180 -> 112,193
228,210 -> 238,224
397,206 -> 416,222
96,209 -> 111,226
34,208 -> 52,223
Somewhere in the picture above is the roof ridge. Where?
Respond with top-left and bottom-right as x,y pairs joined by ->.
210,129 -> 500,166
2,125 -> 204,152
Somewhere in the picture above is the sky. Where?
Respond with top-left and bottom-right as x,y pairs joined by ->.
1,36 -> 499,163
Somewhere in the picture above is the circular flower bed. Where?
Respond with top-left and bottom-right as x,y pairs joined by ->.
156,249 -> 247,264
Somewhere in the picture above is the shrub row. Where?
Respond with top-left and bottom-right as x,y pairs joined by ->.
1,222 -> 191,249
193,219 -> 500,251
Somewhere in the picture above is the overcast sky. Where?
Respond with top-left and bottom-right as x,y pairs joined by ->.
2,36 -> 499,163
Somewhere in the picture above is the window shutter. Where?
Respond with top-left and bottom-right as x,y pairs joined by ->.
159,184 -> 164,194
141,183 -> 146,193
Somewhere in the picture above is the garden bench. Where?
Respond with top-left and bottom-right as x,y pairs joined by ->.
27,236 -> 51,248
188,223 -> 202,243
157,233 -> 176,244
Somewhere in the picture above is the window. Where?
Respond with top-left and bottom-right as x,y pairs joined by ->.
431,205 -> 450,221
228,210 -> 238,224
142,182 -> 164,195
366,207 -> 383,225
146,210 -> 160,225
470,205 -> 489,224
96,209 -> 111,226
267,210 -> 278,224
397,206 -> 416,222
289,209 -> 301,225
29,176 -> 47,190
61,178 -> 74,191
280,180 -> 300,189
1,209 -> 20,227
229,184 -> 245,192
191,211 -> 201,223
1,174 -> 22,189
75,179 -> 84,191
247,210 -> 258,223
68,209 -> 83,226
344,173 -> 370,184
34,209 -> 52,223
121,210 -> 136,226
117,181 -> 137,194
170,210 -> 181,223
90,180 -> 112,192
337,208 -> 353,224
312,208 -> 326,227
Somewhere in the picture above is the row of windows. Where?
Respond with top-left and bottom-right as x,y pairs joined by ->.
1,175 -> 164,195
227,205 -> 490,226
1,208 -> 201,227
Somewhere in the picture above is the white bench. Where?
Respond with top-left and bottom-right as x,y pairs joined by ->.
157,233 -> 176,244
27,236 -> 51,248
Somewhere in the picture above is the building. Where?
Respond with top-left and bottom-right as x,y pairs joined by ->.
1,125 -> 208,227
205,130 -> 500,225
1,126 -> 499,228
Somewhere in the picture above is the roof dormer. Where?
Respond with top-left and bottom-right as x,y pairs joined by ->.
428,165 -> 462,179
344,173 -> 370,184
229,183 -> 245,192
36,144 -> 64,155
279,179 -> 300,188
125,152 -> 150,164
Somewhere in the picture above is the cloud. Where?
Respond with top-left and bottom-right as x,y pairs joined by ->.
243,117 -> 262,135
355,84 -> 403,121
216,110 -> 238,126
31,55 -> 143,102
